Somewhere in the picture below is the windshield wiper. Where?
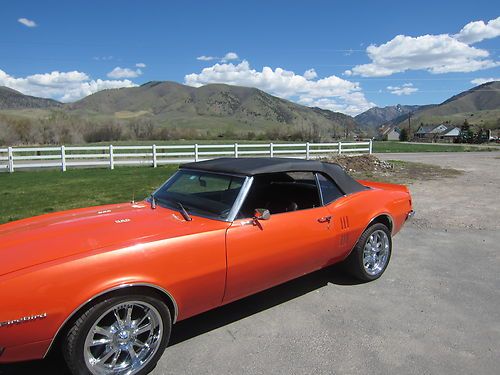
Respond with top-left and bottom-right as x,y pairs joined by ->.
176,201 -> 192,221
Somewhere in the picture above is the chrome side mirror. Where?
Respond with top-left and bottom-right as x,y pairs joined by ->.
253,208 -> 271,220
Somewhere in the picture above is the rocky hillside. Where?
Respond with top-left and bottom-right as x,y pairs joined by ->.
355,104 -> 433,129
67,81 -> 358,136
0,86 -> 62,110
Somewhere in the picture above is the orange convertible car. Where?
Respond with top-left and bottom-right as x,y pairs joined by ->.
0,157 -> 413,374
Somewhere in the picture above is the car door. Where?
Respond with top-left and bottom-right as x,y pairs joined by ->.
315,172 -> 358,265
223,173 -> 337,303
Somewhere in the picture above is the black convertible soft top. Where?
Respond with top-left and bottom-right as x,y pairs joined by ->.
181,157 -> 367,194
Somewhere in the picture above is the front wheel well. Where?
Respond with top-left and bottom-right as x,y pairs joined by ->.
46,285 -> 177,358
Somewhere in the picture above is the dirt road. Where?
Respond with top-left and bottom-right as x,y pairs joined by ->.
377,151 -> 500,230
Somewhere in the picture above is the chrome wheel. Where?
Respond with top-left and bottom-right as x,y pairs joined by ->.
363,229 -> 390,276
83,301 -> 163,375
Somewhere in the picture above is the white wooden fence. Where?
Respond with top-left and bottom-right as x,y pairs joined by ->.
0,141 -> 372,173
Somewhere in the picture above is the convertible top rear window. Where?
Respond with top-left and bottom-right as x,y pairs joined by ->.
317,173 -> 344,204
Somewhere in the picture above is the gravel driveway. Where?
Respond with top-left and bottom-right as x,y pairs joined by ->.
2,151 -> 499,375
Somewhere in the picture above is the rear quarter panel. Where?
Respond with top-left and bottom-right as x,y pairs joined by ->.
325,183 -> 412,262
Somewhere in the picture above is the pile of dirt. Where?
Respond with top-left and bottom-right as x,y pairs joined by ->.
324,154 -> 393,174
323,154 -> 462,184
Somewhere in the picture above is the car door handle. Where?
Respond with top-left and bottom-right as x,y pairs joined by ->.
317,216 -> 332,223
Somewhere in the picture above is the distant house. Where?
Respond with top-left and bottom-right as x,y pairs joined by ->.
386,127 -> 401,141
415,124 -> 460,142
378,126 -> 401,141
440,127 -> 460,142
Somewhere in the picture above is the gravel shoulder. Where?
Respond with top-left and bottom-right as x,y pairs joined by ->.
377,152 -> 500,231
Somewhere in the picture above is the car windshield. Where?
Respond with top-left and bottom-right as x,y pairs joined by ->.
153,170 -> 245,221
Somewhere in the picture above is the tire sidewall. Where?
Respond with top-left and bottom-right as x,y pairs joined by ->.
67,294 -> 171,375
355,223 -> 392,281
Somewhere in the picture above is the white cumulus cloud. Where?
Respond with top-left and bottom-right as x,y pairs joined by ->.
18,18 -> 37,28
197,52 -> 239,63
0,69 -> 137,102
455,16 -> 500,44
304,68 -> 318,80
107,66 -> 142,79
348,17 -> 500,77
135,62 -> 146,68
387,83 -> 418,96
470,77 -> 500,85
196,55 -> 215,61
185,60 -> 374,115
221,52 -> 239,62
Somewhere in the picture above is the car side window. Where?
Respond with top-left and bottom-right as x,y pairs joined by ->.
316,173 -> 344,204
238,172 -> 321,217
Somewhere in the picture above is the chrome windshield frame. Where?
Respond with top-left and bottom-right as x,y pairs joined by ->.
227,176 -> 254,222
150,170 -> 253,223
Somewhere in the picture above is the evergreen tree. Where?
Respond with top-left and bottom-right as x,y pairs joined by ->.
399,128 -> 409,141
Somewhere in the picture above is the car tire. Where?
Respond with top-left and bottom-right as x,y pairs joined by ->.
63,293 -> 171,375
345,223 -> 392,281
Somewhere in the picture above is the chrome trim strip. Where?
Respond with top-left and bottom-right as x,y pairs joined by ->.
43,282 -> 179,358
314,173 -> 325,206
227,176 -> 254,222
368,213 -> 395,235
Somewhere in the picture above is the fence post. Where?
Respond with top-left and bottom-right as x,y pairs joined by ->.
109,145 -> 114,170
152,144 -> 157,168
338,141 -> 342,155
194,144 -> 199,162
61,145 -> 66,172
270,143 -> 274,157
7,147 -> 14,173
369,139 -> 373,154
234,143 -> 239,158
306,142 -> 310,160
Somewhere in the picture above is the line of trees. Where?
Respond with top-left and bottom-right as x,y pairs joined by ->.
458,120 -> 490,143
0,112 -> 336,146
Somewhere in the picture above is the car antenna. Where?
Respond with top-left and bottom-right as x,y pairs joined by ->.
150,194 -> 156,209
131,190 -> 135,205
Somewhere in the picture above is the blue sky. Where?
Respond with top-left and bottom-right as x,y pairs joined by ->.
0,0 -> 499,115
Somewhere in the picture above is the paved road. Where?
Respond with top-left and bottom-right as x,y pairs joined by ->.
1,152 -> 499,374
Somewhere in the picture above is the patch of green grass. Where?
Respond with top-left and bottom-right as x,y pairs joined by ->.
0,166 -> 178,224
373,141 -> 498,153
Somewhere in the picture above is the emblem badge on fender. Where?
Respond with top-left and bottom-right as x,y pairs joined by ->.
0,313 -> 47,328
115,218 -> 131,223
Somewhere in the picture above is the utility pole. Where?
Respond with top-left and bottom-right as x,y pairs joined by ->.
408,111 -> 412,140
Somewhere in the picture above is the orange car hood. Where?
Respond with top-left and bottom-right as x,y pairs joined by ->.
0,202 -> 228,277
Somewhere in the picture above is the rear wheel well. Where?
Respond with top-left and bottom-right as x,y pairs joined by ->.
370,214 -> 393,233
46,285 -> 177,358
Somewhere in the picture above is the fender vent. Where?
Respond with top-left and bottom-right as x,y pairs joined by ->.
340,216 -> 350,230
340,216 -> 350,249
